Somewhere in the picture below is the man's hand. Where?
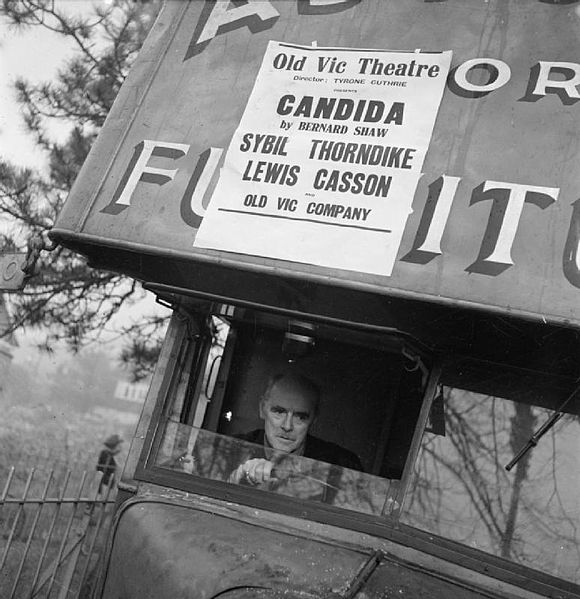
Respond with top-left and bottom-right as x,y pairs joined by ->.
228,458 -> 275,485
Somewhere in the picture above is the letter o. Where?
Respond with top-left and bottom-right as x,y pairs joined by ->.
273,53 -> 288,69
453,58 -> 511,93
364,175 -> 377,196
2,258 -> 18,282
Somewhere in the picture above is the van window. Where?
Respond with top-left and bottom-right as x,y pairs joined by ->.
152,309 -> 430,517
401,386 -> 580,585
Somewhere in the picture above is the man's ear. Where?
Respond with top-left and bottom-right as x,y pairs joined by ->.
258,398 -> 267,420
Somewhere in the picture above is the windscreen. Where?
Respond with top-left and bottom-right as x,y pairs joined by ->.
152,313 -> 427,518
157,422 -> 393,516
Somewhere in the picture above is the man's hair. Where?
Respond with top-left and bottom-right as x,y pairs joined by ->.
262,373 -> 321,415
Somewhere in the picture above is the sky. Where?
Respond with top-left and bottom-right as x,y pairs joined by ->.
0,3 -> 92,168
0,3 -> 84,364
0,1 -> 169,364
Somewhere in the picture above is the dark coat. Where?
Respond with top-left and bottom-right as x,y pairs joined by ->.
96,449 -> 117,487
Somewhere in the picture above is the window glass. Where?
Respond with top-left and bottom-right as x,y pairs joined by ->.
191,316 -> 230,428
401,387 -> 580,584
151,310 -> 427,518
156,420 -> 394,516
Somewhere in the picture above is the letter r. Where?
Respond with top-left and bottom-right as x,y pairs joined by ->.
530,61 -> 580,101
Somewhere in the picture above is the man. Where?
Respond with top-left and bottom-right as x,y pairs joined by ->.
229,373 -> 362,486
96,434 -> 123,494
86,433 -> 123,516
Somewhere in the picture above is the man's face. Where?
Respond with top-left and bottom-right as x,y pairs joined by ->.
259,381 -> 316,453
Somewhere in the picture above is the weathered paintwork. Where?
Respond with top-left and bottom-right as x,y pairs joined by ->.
100,498 -> 520,599
51,0 -> 580,327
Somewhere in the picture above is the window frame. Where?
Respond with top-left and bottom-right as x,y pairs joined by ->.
136,303 -> 439,517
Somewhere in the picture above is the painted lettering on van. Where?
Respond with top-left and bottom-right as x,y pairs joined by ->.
187,0 -> 579,62
105,139 -> 580,289
186,0 -> 364,59
186,3 -> 580,105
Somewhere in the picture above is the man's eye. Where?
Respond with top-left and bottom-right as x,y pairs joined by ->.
271,407 -> 285,414
295,413 -> 309,422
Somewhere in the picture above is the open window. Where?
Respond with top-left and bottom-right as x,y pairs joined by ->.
147,303 -> 435,517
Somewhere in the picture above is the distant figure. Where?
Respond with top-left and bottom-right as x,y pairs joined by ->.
96,434 -> 123,494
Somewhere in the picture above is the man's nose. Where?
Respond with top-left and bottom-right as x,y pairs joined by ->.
281,412 -> 294,431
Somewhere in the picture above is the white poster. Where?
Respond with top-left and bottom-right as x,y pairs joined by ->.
195,41 -> 452,276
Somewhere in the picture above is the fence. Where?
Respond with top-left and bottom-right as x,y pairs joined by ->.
0,466 -> 117,599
